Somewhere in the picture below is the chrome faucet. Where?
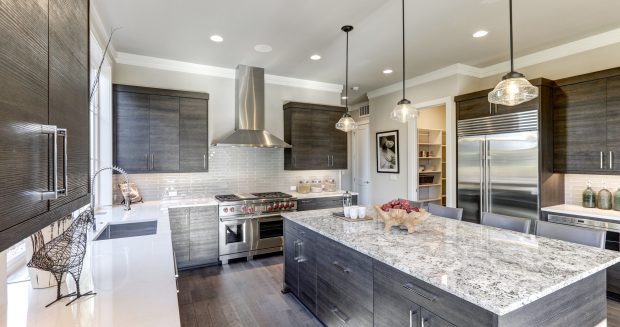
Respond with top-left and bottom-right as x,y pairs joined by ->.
90,166 -> 131,231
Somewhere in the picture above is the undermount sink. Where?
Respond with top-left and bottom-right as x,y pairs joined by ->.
94,221 -> 158,241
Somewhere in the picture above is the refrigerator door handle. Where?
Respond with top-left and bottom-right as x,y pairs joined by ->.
480,140 -> 485,215
486,140 -> 492,213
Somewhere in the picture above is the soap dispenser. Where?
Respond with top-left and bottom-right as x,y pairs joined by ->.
582,180 -> 596,208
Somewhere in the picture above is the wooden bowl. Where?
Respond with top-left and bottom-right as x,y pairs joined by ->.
374,205 -> 430,233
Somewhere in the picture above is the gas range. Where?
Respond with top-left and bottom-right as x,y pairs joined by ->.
215,192 -> 297,220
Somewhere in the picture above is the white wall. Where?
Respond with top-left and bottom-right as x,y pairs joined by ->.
112,63 -> 341,143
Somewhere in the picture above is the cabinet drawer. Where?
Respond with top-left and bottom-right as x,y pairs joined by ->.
374,260 -> 493,327
316,234 -> 373,311
317,277 -> 372,327
297,195 -> 357,211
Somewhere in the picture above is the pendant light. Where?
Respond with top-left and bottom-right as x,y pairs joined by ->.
335,25 -> 358,133
390,0 -> 418,123
488,0 -> 538,106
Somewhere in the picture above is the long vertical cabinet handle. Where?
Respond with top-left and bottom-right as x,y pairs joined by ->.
479,140 -> 485,216
57,128 -> 67,197
151,153 -> 155,170
203,154 -> 206,169
610,151 -> 613,170
486,140 -> 492,212
293,240 -> 299,261
409,309 -> 418,327
601,151 -> 604,170
40,125 -> 59,200
489,103 -> 492,115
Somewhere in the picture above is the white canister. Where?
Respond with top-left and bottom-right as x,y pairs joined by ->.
359,207 -> 366,219
349,206 -> 359,219
344,206 -> 351,217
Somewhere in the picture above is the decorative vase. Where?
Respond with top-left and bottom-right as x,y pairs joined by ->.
582,181 -> 596,208
598,186 -> 612,210
614,189 -> 620,211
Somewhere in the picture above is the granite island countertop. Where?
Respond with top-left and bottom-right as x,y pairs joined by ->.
282,208 -> 620,316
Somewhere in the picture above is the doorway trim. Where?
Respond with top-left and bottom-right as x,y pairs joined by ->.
351,121 -> 370,202
407,96 -> 456,206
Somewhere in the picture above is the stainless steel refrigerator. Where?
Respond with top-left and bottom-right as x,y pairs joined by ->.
457,111 -> 539,225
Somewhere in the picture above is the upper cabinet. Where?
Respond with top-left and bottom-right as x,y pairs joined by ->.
283,102 -> 348,170
0,0 -> 89,251
553,68 -> 620,174
113,85 -> 209,173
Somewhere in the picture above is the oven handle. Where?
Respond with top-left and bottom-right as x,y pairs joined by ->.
219,214 -> 284,222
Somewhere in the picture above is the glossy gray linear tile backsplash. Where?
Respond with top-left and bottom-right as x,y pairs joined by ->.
113,147 -> 340,202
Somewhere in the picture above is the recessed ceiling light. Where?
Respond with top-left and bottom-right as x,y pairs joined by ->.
473,30 -> 489,38
210,35 -> 224,42
383,69 -> 393,74
310,54 -> 321,61
254,44 -> 272,53
352,86 -> 359,91
341,96 -> 348,100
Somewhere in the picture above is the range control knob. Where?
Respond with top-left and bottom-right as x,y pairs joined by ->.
223,207 -> 229,213
267,205 -> 273,212
249,207 -> 255,213
280,202 -> 285,209
230,207 -> 235,213
241,206 -> 247,213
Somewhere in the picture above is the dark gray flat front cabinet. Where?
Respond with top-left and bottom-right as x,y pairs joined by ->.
149,95 -> 180,171
374,281 -> 421,327
48,0 -> 90,211
114,92 -> 151,172
284,102 -> 347,170
180,97 -> 208,172
0,0 -> 50,233
170,206 -> 219,270
188,205 -> 218,266
297,195 -> 357,211
553,79 -> 607,173
606,76 -> 620,171
284,222 -> 300,294
421,309 -> 455,327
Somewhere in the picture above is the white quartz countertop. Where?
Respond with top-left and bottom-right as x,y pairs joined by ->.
282,208 -> 620,316
6,199 -> 216,327
542,204 -> 620,222
287,190 -> 358,199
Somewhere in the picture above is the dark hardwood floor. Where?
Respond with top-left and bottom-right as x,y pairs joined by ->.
178,255 -> 620,327
177,255 -> 321,327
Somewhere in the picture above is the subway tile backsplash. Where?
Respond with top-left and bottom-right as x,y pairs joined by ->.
564,174 -> 620,206
112,147 -> 340,203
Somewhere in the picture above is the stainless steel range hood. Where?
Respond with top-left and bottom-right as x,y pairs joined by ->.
214,65 -> 291,148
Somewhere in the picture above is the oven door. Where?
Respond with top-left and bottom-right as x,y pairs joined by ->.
219,217 -> 253,255
255,215 -> 283,251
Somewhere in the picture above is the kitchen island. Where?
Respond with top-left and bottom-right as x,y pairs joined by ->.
282,208 -> 620,327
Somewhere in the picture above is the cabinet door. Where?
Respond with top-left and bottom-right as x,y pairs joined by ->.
495,96 -> 539,115
457,96 -> 491,120
48,0 -> 89,210
421,309 -> 455,327
329,111 -> 348,169
284,221 -> 300,295
0,0 -> 50,232
169,208 -> 190,268
298,230 -> 317,314
149,95 -> 179,171
114,92 -> 150,172
606,76 -> 620,171
180,97 -> 208,172
312,110 -> 331,169
188,206 -> 218,266
553,80 -> 607,172
374,284 -> 420,327
289,109 -> 315,170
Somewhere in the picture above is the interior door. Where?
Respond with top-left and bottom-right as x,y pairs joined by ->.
487,131 -> 539,221
149,95 -> 179,171
353,124 -> 371,205
0,0 -> 50,231
457,136 -> 484,223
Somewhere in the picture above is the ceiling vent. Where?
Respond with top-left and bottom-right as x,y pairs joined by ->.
359,104 -> 370,117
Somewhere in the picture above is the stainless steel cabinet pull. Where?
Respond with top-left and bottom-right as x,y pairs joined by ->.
203,154 -> 206,169
422,317 -> 428,327
57,128 -> 68,197
610,151 -> 614,170
601,151 -> 604,169
403,282 -> 437,302
296,241 -> 305,262
293,240 -> 300,261
489,103 -> 492,115
332,261 -> 351,274
327,155 -> 330,166
145,154 -> 149,169
409,309 -> 418,327
40,125 -> 58,200
151,153 -> 155,170
330,306 -> 350,323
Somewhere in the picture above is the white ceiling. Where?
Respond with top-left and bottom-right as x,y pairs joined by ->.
95,0 -> 620,102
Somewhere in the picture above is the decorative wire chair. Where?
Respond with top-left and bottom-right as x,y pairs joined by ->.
27,210 -> 97,307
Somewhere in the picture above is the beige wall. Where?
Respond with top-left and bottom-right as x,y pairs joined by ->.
113,63 -> 342,143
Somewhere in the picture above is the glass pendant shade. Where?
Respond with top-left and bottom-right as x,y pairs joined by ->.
335,113 -> 357,132
488,73 -> 539,106
390,99 -> 418,123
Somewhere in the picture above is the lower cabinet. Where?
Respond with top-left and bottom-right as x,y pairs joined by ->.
169,205 -> 218,269
297,195 -> 358,211
284,221 -> 317,314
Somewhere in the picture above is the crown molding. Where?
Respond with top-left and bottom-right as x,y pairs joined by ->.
368,27 -> 620,99
115,52 -> 343,93
367,63 -> 480,99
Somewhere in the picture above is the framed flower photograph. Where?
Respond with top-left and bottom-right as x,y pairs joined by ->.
376,130 -> 399,173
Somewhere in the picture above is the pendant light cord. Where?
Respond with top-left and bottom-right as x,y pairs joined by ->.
345,29 -> 349,110
401,0 -> 406,100
509,0 -> 514,73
